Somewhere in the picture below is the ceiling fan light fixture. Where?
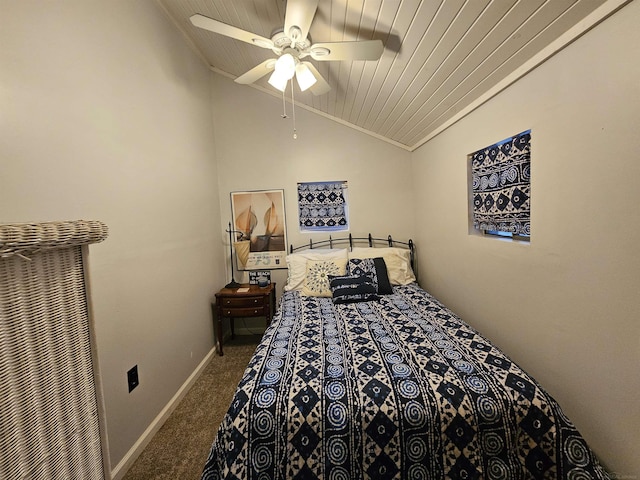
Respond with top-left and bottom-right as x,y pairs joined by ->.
295,63 -> 317,91
274,53 -> 296,80
191,1 -> 388,100
268,69 -> 289,92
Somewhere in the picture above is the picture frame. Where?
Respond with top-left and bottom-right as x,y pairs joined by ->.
248,270 -> 271,285
230,189 -> 287,270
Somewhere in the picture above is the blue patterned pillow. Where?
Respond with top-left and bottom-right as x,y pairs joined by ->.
347,257 -> 393,294
329,275 -> 379,304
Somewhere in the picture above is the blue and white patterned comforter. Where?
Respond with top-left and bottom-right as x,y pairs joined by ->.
202,283 -> 609,479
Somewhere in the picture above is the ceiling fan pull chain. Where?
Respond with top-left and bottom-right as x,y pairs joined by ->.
291,81 -> 297,139
281,85 -> 288,119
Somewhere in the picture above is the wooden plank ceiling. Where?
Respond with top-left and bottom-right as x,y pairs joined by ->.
157,0 -> 625,150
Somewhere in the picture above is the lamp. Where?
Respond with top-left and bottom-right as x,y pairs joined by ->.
225,221 -> 243,288
295,63 -> 317,91
267,70 -> 289,91
269,54 -> 320,139
269,53 -> 319,93
275,53 -> 296,79
268,53 -> 296,92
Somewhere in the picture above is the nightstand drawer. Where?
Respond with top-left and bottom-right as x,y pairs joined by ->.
222,306 -> 267,317
221,296 -> 264,307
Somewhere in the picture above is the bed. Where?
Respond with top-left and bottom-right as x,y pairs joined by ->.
202,236 -> 609,480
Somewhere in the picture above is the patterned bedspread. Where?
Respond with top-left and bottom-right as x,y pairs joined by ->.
202,283 -> 609,479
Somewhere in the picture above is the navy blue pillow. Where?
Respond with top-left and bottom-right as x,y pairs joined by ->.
347,257 -> 393,295
329,275 -> 379,304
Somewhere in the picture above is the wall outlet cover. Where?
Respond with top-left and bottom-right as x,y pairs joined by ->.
127,365 -> 139,393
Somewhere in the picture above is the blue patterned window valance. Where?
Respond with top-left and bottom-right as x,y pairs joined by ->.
471,130 -> 531,236
298,181 -> 349,232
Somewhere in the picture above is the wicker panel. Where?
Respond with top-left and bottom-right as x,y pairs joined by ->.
0,246 -> 105,478
0,220 -> 109,259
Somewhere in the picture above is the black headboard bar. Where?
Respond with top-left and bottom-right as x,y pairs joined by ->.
288,234 -> 416,275
289,234 -> 414,251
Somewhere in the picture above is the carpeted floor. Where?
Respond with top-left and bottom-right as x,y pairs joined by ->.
122,335 -> 261,480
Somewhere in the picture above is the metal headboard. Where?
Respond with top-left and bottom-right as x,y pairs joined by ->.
289,233 -> 416,277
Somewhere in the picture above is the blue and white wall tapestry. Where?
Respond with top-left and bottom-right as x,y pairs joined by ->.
298,181 -> 349,232
471,130 -> 531,236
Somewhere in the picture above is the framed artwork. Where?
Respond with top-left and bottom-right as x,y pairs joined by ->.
230,189 -> 287,270
248,271 -> 271,285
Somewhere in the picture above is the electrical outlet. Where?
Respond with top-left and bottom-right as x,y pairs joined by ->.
127,365 -> 139,393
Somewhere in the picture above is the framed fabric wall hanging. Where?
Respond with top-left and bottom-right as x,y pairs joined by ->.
470,130 -> 531,237
297,181 -> 349,232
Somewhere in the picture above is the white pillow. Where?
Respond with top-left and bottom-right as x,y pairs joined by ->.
348,247 -> 416,285
284,248 -> 349,291
301,258 -> 348,297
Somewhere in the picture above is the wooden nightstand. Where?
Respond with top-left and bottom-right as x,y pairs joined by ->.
213,283 -> 276,355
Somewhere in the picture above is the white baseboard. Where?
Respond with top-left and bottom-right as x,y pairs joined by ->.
110,348 -> 216,480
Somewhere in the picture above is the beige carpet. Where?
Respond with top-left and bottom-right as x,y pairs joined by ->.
122,335 -> 261,480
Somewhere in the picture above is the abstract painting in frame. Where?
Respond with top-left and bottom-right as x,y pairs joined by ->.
230,189 -> 287,270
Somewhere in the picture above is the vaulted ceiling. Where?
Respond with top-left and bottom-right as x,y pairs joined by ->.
157,0 -> 627,150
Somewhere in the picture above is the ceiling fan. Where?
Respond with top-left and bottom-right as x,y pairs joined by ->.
190,0 -> 384,96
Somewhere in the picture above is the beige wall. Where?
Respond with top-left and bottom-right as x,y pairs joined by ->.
3,0 -> 638,477
0,0 -> 412,472
410,2 -> 640,475
0,0 -> 223,473
211,75 -> 414,296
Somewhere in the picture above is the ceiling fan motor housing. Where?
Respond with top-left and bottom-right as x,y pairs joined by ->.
271,29 -> 311,53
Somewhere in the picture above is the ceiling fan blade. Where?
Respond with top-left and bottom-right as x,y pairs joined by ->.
190,14 -> 274,49
284,0 -> 319,42
309,40 -> 384,61
302,62 -> 331,96
235,59 -> 277,85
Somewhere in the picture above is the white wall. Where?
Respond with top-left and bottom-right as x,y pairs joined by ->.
410,2 -> 640,475
0,0 -> 223,474
211,75 -> 414,298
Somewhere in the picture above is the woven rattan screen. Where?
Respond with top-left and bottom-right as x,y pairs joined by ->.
0,221 -> 108,480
